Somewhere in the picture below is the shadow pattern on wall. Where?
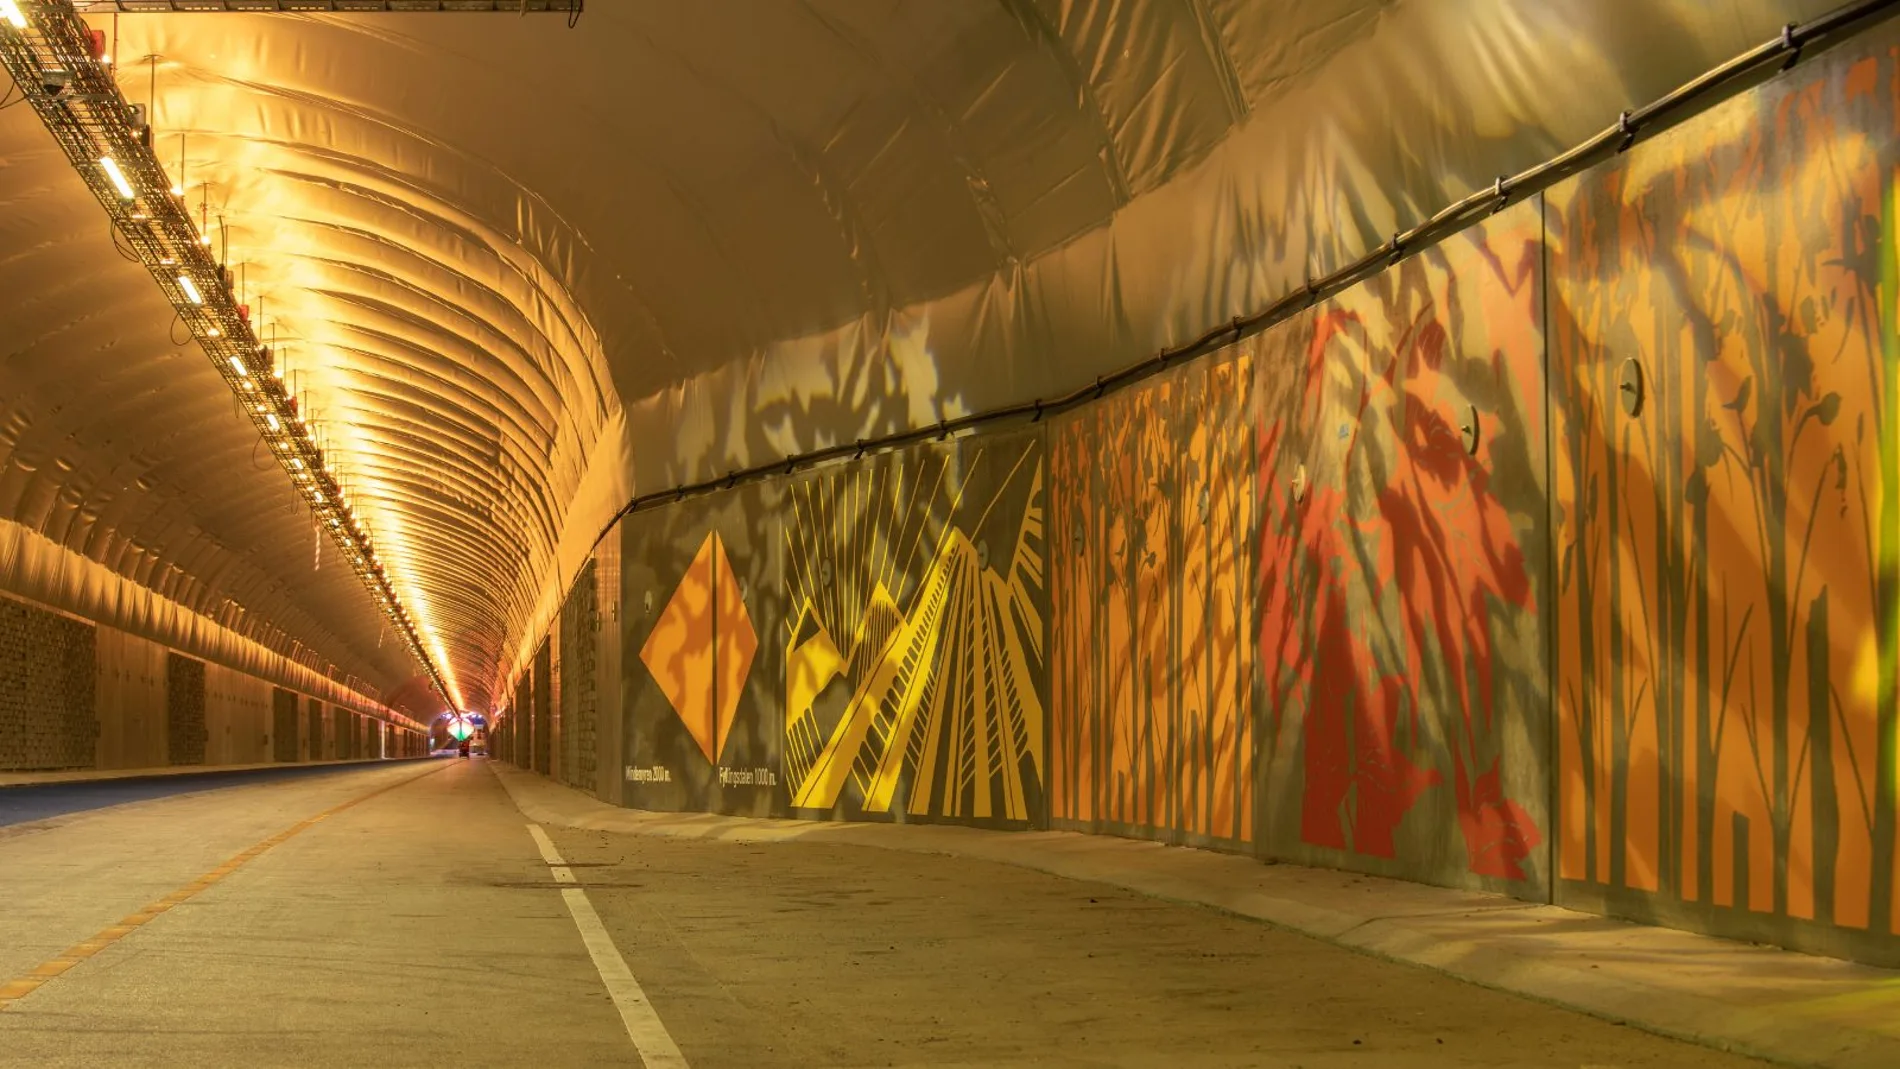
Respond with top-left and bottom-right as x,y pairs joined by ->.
1255,200 -> 1550,895
784,431 -> 1046,828
1550,29 -> 1900,963
1049,352 -> 1256,849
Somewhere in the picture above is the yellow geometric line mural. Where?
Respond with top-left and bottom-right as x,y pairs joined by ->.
784,445 -> 1045,822
639,530 -> 757,765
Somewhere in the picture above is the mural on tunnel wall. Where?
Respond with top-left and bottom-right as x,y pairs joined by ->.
622,482 -> 785,817
489,19 -> 1900,968
1550,30 -> 1900,962
1254,199 -> 1550,895
783,431 -> 1047,828
1049,351 -> 1256,848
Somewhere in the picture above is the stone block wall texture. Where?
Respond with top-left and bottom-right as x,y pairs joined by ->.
0,595 -> 96,770
533,639 -> 552,775
559,559 -> 599,793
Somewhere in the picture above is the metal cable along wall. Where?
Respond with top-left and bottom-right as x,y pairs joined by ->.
582,0 -> 1900,555
0,0 -> 449,718
67,2 -> 580,12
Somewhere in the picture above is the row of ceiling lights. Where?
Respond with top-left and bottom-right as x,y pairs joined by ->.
0,0 -> 455,715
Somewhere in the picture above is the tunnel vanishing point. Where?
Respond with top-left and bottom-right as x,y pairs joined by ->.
5,2 -> 1900,1067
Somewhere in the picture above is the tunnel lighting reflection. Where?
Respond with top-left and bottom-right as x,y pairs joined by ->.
177,275 -> 203,304
0,1 -> 24,31
99,158 -> 135,200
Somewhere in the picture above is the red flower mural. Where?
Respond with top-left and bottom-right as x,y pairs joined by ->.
1259,204 -> 1548,888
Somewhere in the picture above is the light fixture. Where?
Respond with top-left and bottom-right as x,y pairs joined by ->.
170,183 -> 183,197
206,327 -> 221,338
265,413 -> 281,432
289,458 -> 304,470
159,257 -> 175,266
177,275 -> 203,304
228,355 -> 246,375
99,158 -> 136,201
0,1 -> 24,31
199,235 -> 211,247
240,378 -> 255,391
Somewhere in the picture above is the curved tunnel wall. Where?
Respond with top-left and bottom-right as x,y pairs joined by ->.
0,0 -> 1846,728
494,24 -> 1900,969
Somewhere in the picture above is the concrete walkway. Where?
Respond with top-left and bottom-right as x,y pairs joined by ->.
497,765 -> 1900,1069
0,757 -> 408,788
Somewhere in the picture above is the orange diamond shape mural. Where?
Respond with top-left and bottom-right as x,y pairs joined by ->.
639,531 -> 757,765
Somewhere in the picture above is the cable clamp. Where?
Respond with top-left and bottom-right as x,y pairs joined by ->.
1491,175 -> 1509,213
1781,22 -> 1803,70
1617,109 -> 1638,153
1031,399 -> 1045,423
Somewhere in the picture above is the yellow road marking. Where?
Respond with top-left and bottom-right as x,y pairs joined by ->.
0,761 -> 448,1010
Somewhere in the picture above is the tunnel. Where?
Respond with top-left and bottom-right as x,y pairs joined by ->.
2,0 -> 1900,1065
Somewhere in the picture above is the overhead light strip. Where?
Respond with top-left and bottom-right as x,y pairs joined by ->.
0,0 -> 453,718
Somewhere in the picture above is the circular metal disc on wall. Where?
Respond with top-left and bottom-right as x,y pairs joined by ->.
1291,463 -> 1308,504
1620,357 -> 1646,416
1460,403 -> 1482,456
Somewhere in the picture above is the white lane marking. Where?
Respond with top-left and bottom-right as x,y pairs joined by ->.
527,823 -> 577,883
526,823 -> 687,1068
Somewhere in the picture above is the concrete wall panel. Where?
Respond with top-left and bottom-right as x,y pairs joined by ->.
1251,199 -> 1551,899
95,626 -> 167,771
1050,349 -> 1255,850
621,481 -> 785,817
1549,27 -> 1900,965
783,430 -> 1048,828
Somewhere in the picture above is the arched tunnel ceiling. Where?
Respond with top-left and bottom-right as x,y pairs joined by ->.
0,0 -> 1847,713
